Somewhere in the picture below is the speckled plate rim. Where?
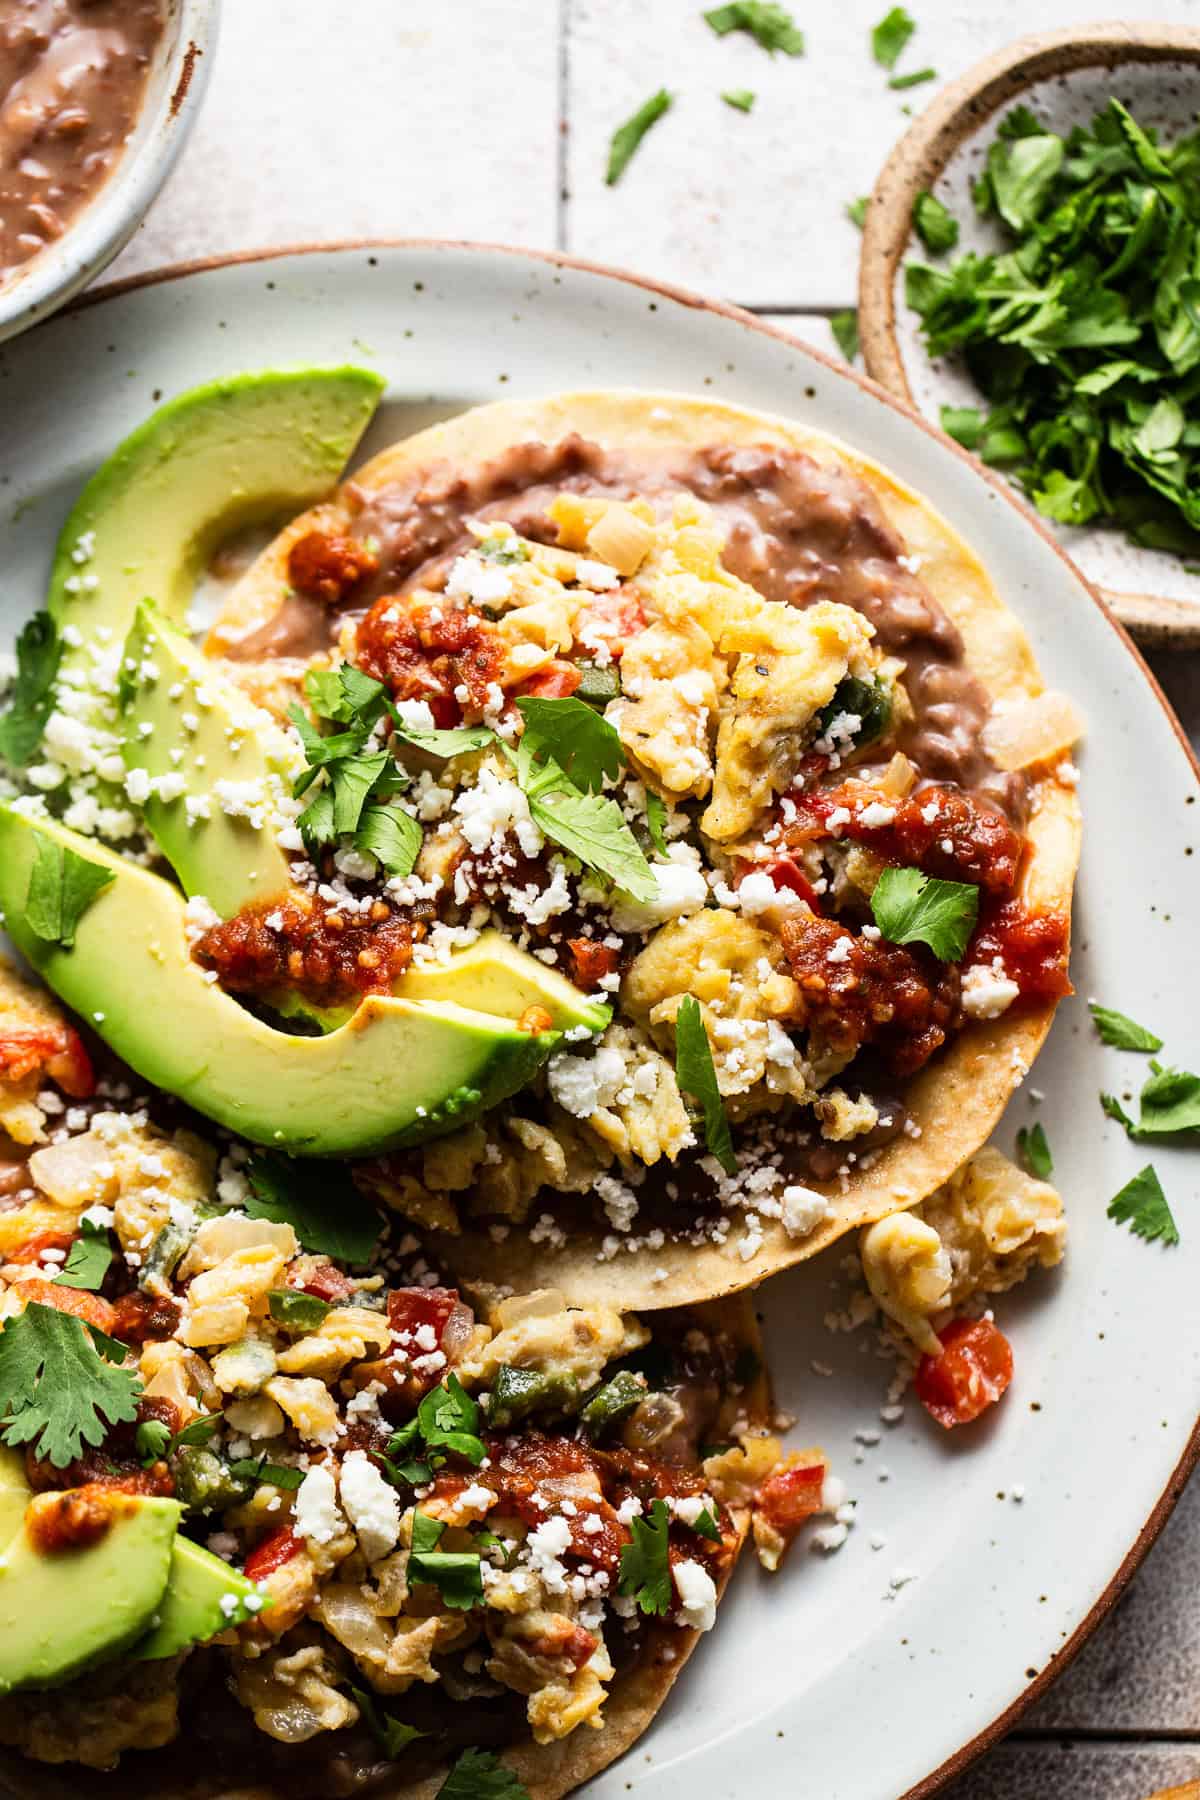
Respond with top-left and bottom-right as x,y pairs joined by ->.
8,238 -> 1200,1800
856,20 -> 1200,649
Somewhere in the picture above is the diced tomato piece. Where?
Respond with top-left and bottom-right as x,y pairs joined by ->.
567,937 -> 621,988
244,1527 -> 304,1582
755,1459 -> 827,1533
915,1317 -> 1014,1429
968,899 -> 1072,1006
518,660 -> 582,699
110,1290 -> 182,1345
292,1260 -> 356,1303
13,1276 -> 115,1333
386,1285 -> 460,1342
0,1024 -> 94,1098
574,592 -> 646,659
2,1231 -> 75,1266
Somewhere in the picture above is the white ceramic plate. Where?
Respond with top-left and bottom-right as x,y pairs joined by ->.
1,244 -> 1198,1800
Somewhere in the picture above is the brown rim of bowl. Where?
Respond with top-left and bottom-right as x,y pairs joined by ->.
856,20 -> 1200,649
35,235 -> 1200,1799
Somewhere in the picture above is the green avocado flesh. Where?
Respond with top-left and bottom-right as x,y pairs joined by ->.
0,809 -> 560,1155
48,367 -> 384,675
119,602 -> 301,916
0,1494 -> 180,1694
396,930 -> 611,1033
132,1534 -> 262,1662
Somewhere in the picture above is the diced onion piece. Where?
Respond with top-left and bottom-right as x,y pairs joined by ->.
880,752 -> 917,798
983,691 -> 1084,772
586,503 -> 655,576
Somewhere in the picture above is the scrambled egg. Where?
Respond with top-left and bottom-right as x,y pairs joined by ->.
860,1147 -> 1066,1354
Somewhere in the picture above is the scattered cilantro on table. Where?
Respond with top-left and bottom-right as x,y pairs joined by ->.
1016,1121 -> 1053,1180
1135,1061 -> 1200,1136
913,191 -> 958,253
0,612 -> 61,765
674,995 -> 737,1175
24,835 -> 113,948
847,195 -> 870,230
1108,1164 -> 1179,1246
703,3 -> 804,56
721,88 -> 756,112
1089,1002 -> 1163,1053
606,90 -> 673,186
436,1748 -> 532,1800
245,1152 -> 382,1264
906,97 -> 1200,552
871,7 -> 915,70
0,1302 -> 140,1467
53,1217 -> 113,1291
890,66 -> 935,91
618,1497 -> 673,1614
870,866 -> 979,961
831,309 -> 860,362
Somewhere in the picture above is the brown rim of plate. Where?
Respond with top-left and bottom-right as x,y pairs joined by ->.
28,235 -> 1200,1800
856,20 -> 1200,650
1144,1787 -> 1200,1800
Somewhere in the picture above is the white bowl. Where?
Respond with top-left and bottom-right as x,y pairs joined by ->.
0,0 -> 219,345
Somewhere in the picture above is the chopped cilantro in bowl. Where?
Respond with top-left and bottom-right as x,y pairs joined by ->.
905,97 -> 1200,556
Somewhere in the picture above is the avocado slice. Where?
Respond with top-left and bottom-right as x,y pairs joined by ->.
132,1535 -> 263,1661
0,1493 -> 180,1694
0,808 -> 559,1155
119,602 -> 301,915
0,1449 -> 29,1547
49,366 -> 384,679
396,930 -> 611,1033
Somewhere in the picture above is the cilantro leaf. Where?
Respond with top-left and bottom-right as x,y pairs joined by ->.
847,195 -> 869,230
297,783 -> 336,856
436,1748 -> 531,1800
691,1506 -> 722,1542
25,835 -> 114,949
1107,1164 -> 1179,1246
331,751 -> 390,835
674,995 -> 737,1175
0,613 -> 61,765
872,6 -> 914,69
386,706 -> 496,760
704,2 -> 804,54
245,1153 -> 382,1263
355,802 -> 422,879
890,67 -> 935,91
606,89 -> 672,186
228,1456 -> 305,1492
870,866 -> 979,962
136,1418 -> 171,1461
350,1685 -> 424,1760
831,309 -> 859,362
1016,1121 -> 1053,1179
1088,1003 -> 1163,1053
0,1303 -> 141,1467
516,695 -> 624,794
1136,1061 -> 1200,1136
644,790 -> 670,857
913,191 -> 958,254
54,1217 -> 113,1291
1101,1091 -> 1136,1131
516,748 -> 658,900
721,89 -> 756,113
170,1411 -> 224,1450
618,1497 -> 672,1615
408,1510 -> 484,1610
416,1375 -> 486,1466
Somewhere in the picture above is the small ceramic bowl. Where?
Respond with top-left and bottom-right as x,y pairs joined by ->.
858,22 -> 1200,647
0,0 -> 220,346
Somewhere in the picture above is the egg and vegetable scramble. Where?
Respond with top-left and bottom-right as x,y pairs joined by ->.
0,382 -> 1081,1792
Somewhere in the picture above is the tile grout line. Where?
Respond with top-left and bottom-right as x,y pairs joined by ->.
555,0 -> 571,253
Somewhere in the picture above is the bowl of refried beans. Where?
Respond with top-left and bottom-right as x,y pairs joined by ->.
0,0 -> 218,343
